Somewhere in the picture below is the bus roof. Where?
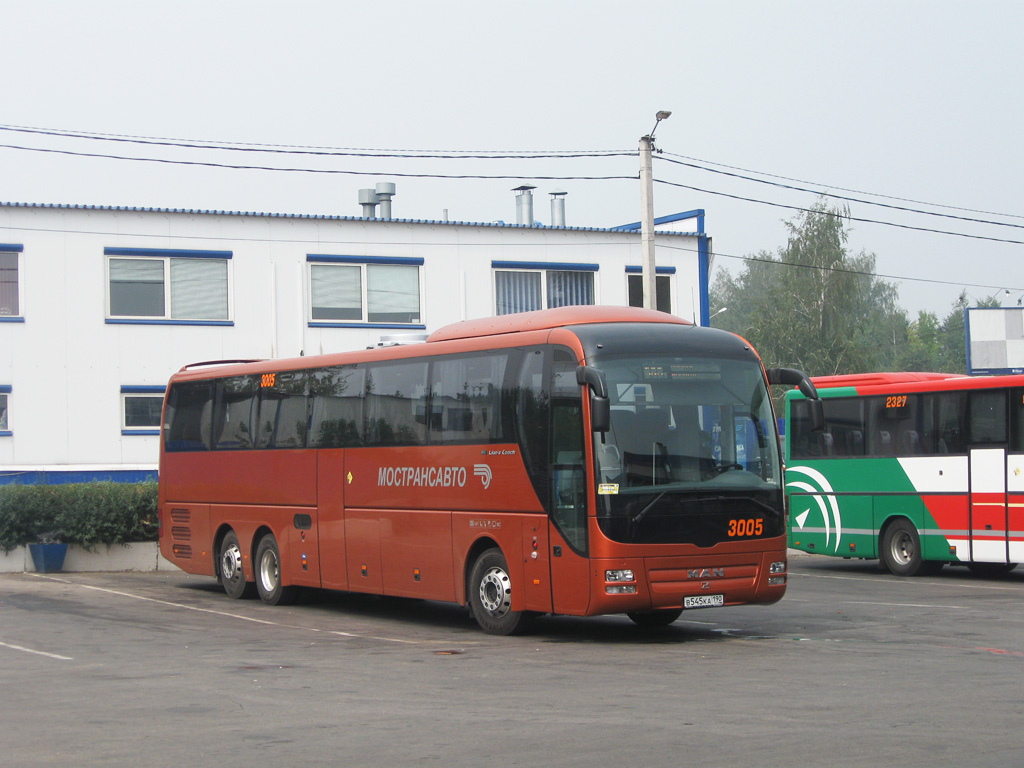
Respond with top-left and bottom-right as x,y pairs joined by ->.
426,305 -> 690,343
171,306 -> 694,382
810,372 -> 966,389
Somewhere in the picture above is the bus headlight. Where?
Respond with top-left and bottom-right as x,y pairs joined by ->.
606,585 -> 638,595
769,561 -> 786,574
768,576 -> 786,586
605,569 -> 635,582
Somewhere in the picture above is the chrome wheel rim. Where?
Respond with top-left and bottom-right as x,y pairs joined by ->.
478,566 -> 512,617
259,549 -> 280,592
221,543 -> 243,582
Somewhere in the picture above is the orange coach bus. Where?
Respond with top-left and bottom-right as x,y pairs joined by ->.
158,306 -> 817,634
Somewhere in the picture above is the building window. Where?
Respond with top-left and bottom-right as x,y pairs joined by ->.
0,245 -> 23,318
0,386 -> 10,434
493,261 -> 597,316
307,255 -> 424,326
121,386 -> 165,434
105,247 -> 231,322
626,267 -> 673,313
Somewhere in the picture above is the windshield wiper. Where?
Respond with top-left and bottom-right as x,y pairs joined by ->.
632,490 -> 668,525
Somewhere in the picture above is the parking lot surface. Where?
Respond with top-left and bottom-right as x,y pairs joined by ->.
2,556 -> 1022,767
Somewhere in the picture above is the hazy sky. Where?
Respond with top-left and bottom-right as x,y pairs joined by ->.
2,0 -> 1022,316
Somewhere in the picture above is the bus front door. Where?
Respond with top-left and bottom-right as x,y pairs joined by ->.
969,447 -> 1010,564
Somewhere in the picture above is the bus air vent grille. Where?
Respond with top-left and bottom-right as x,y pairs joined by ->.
170,509 -> 190,523
172,544 -> 192,559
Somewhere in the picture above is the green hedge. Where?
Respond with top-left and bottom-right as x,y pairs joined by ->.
0,481 -> 158,553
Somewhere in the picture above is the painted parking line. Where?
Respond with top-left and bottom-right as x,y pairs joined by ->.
26,573 -> 454,646
0,640 -> 73,661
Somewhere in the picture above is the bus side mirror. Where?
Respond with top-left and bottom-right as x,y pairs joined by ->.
765,367 -> 818,399
576,365 -> 610,433
766,367 -> 824,432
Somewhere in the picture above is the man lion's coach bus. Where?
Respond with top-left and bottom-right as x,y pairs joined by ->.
786,371 -> 1024,577
159,306 -> 816,634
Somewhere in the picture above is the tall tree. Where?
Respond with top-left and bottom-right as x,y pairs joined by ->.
711,199 -> 904,376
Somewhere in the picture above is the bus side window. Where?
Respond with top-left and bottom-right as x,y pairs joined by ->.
309,366 -> 365,448
212,376 -> 259,450
255,370 -> 309,449
515,348 -> 549,505
551,348 -> 587,554
969,389 -> 1007,445
1011,389 -> 1024,452
365,361 -> 428,446
164,382 -> 213,452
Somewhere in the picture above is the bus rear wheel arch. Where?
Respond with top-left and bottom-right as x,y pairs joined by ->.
879,518 -> 942,577
468,547 -> 535,635
254,533 -> 299,606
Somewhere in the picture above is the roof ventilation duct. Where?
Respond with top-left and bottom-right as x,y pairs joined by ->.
550,189 -> 567,228
358,189 -> 379,218
513,185 -> 536,226
376,182 -> 397,219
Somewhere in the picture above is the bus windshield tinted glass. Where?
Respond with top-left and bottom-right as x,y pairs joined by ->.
591,354 -> 783,545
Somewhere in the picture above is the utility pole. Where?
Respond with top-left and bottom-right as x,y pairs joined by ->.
640,111 -> 671,311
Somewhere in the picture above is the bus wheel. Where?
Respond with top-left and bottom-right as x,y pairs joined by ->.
880,519 -> 929,577
627,609 -> 683,628
255,534 -> 299,606
219,530 -> 255,599
469,548 -> 534,635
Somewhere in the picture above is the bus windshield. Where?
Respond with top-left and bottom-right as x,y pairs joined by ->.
589,353 -> 783,546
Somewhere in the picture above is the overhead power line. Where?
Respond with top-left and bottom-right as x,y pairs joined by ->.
657,241 -> 1021,294
657,154 -> 1024,232
0,142 -> 635,182
0,123 -> 630,159
661,150 -> 1024,222
654,177 -> 1024,247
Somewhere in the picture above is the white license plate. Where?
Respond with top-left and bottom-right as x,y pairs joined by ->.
684,594 -> 724,609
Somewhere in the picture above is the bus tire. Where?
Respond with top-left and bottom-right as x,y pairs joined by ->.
880,518 -> 930,577
255,534 -> 299,606
219,530 -> 255,599
627,608 -> 683,628
468,548 -> 534,635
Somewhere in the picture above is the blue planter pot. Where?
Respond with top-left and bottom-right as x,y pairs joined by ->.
29,543 -> 69,573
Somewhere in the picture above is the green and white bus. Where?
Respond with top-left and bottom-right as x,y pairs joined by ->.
785,372 -> 1024,576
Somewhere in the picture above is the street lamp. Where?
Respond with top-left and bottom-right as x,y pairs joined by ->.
640,111 -> 671,310
709,307 -> 728,322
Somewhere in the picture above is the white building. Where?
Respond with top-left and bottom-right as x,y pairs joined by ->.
0,190 -> 712,484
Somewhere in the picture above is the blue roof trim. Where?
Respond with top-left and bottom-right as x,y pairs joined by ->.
121,385 -> 166,394
309,322 -> 427,330
122,429 -> 161,436
2,202 -> 706,237
0,431 -> 11,438
0,316 -> 25,323
307,254 -> 424,266
105,319 -> 234,327
612,209 -> 706,234
0,385 -> 11,393
0,243 -> 24,252
105,247 -> 233,259
625,266 -> 676,274
492,261 -> 599,272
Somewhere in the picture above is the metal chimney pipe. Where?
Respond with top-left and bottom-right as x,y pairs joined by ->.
550,189 -> 567,228
376,182 -> 397,219
358,189 -> 379,217
513,185 -> 537,226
